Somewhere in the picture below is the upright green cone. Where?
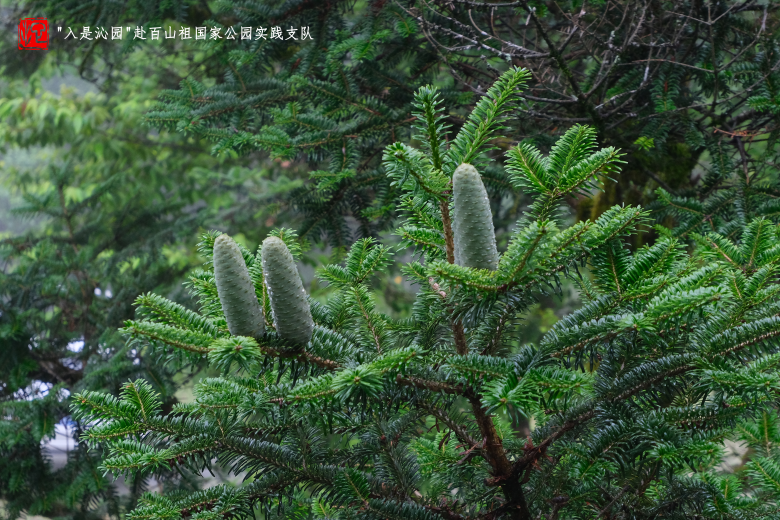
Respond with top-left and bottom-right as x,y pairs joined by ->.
262,236 -> 314,346
452,163 -> 498,270
213,234 -> 265,338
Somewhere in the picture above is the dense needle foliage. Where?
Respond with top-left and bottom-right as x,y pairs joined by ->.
73,68 -> 780,520
134,0 -> 780,234
4,0 -> 778,242
0,50 -> 275,518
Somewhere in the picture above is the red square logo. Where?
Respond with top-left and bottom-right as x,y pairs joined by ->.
19,18 -> 48,50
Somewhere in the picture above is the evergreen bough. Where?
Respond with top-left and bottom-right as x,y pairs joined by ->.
74,68 -> 780,520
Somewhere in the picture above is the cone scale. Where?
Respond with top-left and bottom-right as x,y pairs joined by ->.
213,234 -> 265,338
262,236 -> 314,346
451,163 -> 498,270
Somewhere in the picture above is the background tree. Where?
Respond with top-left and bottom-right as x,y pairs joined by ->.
5,1 -> 778,240
35,0 -> 772,243
0,46 -> 300,518
413,0 -> 780,225
73,68 -> 780,520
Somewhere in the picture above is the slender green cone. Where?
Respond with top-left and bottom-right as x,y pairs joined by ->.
262,236 -> 314,346
452,163 -> 499,270
213,234 -> 265,338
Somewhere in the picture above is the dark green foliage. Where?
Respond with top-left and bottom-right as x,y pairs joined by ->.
213,234 -> 265,338
74,69 -> 780,520
6,0 -> 779,245
507,125 -> 623,220
129,0 -> 780,236
137,0 -> 454,248
417,0 -> 780,219
2,0 -> 780,518
655,125 -> 780,243
0,51 -> 258,519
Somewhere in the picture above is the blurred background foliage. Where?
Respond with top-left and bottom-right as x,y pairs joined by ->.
0,32 -> 309,520
0,0 -> 779,518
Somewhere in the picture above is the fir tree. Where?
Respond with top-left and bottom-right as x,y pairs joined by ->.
141,0 -> 455,246
74,68 -> 780,520
655,128 -> 780,241
391,0 -> 780,224
66,0 -> 780,235
7,1 -> 778,242
0,51 -> 277,519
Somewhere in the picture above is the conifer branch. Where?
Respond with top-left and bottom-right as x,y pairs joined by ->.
73,65 -> 780,520
395,374 -> 463,395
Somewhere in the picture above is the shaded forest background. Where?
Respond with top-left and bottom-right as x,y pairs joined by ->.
0,0 -> 778,518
